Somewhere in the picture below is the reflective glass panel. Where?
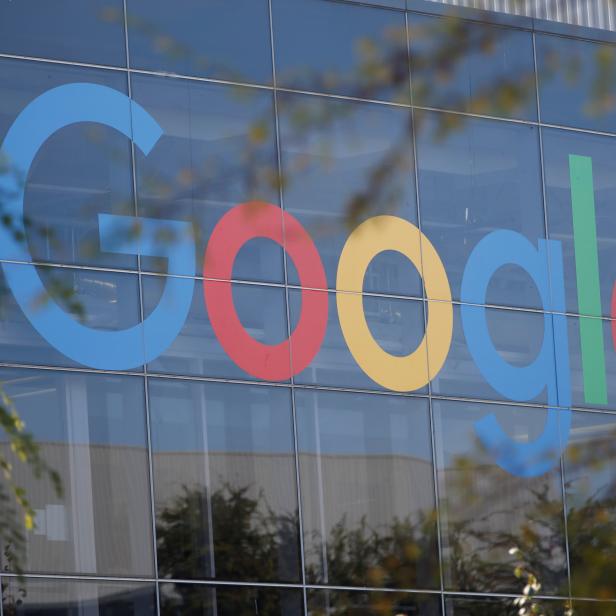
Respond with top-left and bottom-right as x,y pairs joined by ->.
445,596 -> 569,615
290,289 -> 428,392
279,92 -> 420,295
537,34 -> 616,132
409,14 -> 537,120
565,411 -> 616,599
349,0 -> 404,6
272,0 -> 409,103
433,399 -> 568,594
150,379 -> 300,582
126,0 -> 273,84
573,600 -> 616,615
296,389 -> 438,589
416,110 -> 544,309
1,578 -> 156,615
0,369 -> 153,577
430,303 -> 551,405
307,589 -> 442,615
565,315 -> 616,411
130,74 -> 282,282
543,127 -> 616,318
159,583 -> 303,615
0,265 -> 142,370
0,1 -> 126,66
144,276 -> 290,382
0,59 -> 135,270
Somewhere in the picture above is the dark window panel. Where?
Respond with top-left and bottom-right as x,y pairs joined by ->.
0,265 -> 142,370
445,596 -> 570,615
537,34 -> 616,133
272,0 -> 410,103
416,110 -> 544,310
542,127 -> 616,319
278,92 -> 420,296
0,369 -> 154,577
0,1 -> 126,66
565,411 -> 616,599
307,588 -> 442,615
144,276 -> 290,382
130,74 -> 282,282
0,59 -> 135,270
433,399 -> 568,595
1,578 -> 156,615
296,389 -> 439,589
430,303 -> 551,405
126,0 -> 273,84
409,13 -> 537,120
573,600 -> 616,615
159,583 -> 303,616
150,379 -> 300,582
289,290 -> 428,392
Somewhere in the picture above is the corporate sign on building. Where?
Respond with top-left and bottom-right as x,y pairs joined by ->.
428,0 -> 616,31
0,84 -> 607,480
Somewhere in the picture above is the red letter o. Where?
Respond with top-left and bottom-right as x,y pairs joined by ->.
203,202 -> 327,381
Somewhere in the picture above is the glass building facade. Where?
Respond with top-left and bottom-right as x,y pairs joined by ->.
1,0 -> 616,614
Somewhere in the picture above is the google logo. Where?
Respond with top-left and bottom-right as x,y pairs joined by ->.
0,83 -> 605,480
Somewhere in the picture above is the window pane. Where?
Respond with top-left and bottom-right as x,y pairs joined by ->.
296,389 -> 439,589
0,59 -> 135,270
409,14 -> 537,120
1,578 -> 156,615
0,1 -> 126,66
279,93 -> 420,296
307,589 -> 441,615
144,276 -> 290,382
290,290 -> 428,392
126,0 -> 272,84
566,315 -> 616,411
159,583 -> 303,616
543,127 -> 616,319
433,399 -> 568,594
272,0 -> 409,103
0,369 -> 153,577
130,74 -> 282,282
348,0 -> 404,6
573,600 -> 616,616
416,111 -> 544,309
565,411 -> 616,599
445,596 -> 569,615
150,379 -> 300,582
430,304 -> 551,405
0,265 -> 142,370
537,34 -> 616,132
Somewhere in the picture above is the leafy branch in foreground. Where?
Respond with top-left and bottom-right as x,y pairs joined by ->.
0,386 -> 62,575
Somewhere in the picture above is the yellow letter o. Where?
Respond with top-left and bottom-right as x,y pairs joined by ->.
336,215 -> 452,392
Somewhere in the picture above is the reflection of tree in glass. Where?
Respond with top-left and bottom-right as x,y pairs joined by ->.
564,427 -> 616,603
161,581 -> 300,616
154,424 -> 616,613
156,483 -> 298,583
442,424 -> 616,614
304,511 -> 439,590
307,587 -> 440,616
444,480 -> 567,595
